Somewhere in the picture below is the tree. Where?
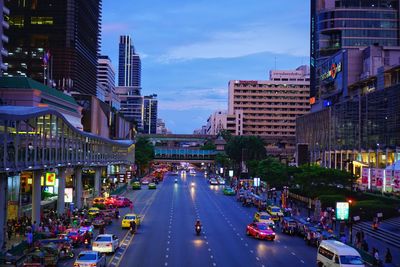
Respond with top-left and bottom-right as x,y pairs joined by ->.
135,137 -> 154,176
255,157 -> 289,187
200,140 -> 216,150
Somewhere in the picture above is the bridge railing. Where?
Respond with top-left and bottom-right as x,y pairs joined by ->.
154,148 -> 216,160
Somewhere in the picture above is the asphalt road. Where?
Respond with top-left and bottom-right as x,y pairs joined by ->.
103,171 -> 318,267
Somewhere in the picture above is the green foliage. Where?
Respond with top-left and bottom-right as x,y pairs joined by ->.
215,153 -> 231,168
41,191 -> 57,200
225,136 -> 266,164
218,129 -> 232,142
135,137 -> 154,175
253,157 -> 289,187
318,194 -> 347,208
200,140 -> 216,150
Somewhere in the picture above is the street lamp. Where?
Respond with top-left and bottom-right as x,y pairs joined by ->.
348,199 -> 353,244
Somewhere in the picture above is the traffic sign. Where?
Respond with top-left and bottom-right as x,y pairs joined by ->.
336,202 -> 349,220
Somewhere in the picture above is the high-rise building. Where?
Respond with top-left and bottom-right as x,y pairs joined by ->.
310,0 -> 400,106
118,35 -> 141,87
115,86 -> 143,130
98,55 -> 120,109
206,110 -> 228,135
143,94 -> 158,134
4,0 -> 101,95
228,66 -> 310,157
157,118 -> 170,134
0,0 -> 9,76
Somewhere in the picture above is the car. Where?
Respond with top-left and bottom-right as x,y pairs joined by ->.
88,207 -> 100,216
189,169 -> 196,175
132,181 -> 141,190
217,178 -> 226,185
74,251 -> 106,267
267,206 -> 284,220
92,197 -> 105,206
79,221 -> 94,234
141,179 -> 150,185
92,234 -> 119,253
209,178 -> 218,185
92,218 -> 106,228
148,183 -> 157,189
121,213 -> 141,229
222,186 -> 236,195
62,229 -> 85,246
117,197 -> 132,207
253,212 -> 275,229
246,222 -> 275,240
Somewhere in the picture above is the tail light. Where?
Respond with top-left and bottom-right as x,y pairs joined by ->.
106,243 -> 111,246
90,264 -> 96,267
74,263 -> 79,267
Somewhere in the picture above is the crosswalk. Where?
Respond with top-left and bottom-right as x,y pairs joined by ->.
352,221 -> 400,248
381,217 -> 400,229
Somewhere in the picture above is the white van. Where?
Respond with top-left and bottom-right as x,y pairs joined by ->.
317,240 -> 364,267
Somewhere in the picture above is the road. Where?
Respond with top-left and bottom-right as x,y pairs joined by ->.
94,171 -> 317,267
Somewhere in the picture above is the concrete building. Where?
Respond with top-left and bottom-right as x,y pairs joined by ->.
297,44 -> 400,176
118,35 -> 141,88
115,86 -> 143,130
310,0 -> 400,108
0,0 -> 9,76
157,118 -> 170,134
4,0 -> 101,95
228,66 -> 310,158
193,125 -> 207,135
98,55 -> 120,110
0,77 -> 83,129
143,94 -> 158,134
206,110 -> 228,135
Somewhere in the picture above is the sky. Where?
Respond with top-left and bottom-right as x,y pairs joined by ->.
101,0 -> 310,134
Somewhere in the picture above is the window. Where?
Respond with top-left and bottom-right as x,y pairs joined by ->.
318,247 -> 334,260
31,17 -> 54,25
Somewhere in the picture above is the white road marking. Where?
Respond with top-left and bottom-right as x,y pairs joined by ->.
250,250 -> 254,253
256,257 -> 260,261
245,243 -> 248,246
291,252 -> 296,256
300,260 -> 305,264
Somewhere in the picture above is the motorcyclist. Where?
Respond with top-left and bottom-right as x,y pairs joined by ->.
115,208 -> 120,219
195,220 -> 202,234
83,230 -> 91,247
130,220 -> 137,234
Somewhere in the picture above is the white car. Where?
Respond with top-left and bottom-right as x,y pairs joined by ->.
217,178 -> 226,185
92,234 -> 119,253
209,178 -> 218,185
74,251 -> 106,267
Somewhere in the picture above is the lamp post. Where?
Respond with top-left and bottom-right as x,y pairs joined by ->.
348,199 -> 353,244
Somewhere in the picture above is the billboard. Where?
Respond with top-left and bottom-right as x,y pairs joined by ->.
65,188 -> 73,203
336,202 -> 349,221
361,168 -> 369,185
376,169 -> 384,188
394,170 -> 400,192
317,50 -> 346,96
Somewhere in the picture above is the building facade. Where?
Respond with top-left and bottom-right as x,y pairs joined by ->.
206,110 -> 228,135
228,66 -> 310,157
115,86 -> 143,130
98,55 -> 120,110
0,0 -> 9,76
143,94 -> 158,134
4,0 -> 101,95
297,45 -> 400,175
157,118 -> 170,134
310,0 -> 400,105
118,35 -> 141,87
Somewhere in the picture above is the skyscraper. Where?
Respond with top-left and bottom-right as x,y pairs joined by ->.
0,0 -> 9,77
118,35 -> 141,87
310,0 -> 400,105
4,0 -> 101,95
143,94 -> 158,134
115,86 -> 143,130
98,55 -> 120,109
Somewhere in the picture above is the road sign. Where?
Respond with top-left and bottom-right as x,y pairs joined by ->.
229,170 -> 234,177
377,212 -> 383,218
336,202 -> 349,221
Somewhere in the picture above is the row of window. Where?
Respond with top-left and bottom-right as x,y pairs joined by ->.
234,102 -> 308,107
234,84 -> 309,89
342,29 -> 397,38
233,90 -> 309,94
342,38 -> 398,46
318,19 -> 397,31
318,10 -> 397,21
233,96 -> 308,100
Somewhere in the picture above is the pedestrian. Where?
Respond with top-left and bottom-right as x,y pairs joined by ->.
7,225 -> 12,241
373,248 -> 379,266
26,230 -> 33,248
385,248 -> 392,263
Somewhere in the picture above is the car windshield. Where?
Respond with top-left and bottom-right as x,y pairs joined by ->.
260,215 -> 270,220
125,216 -> 136,220
339,255 -> 364,265
257,224 -> 269,230
272,208 -> 281,213
96,236 -> 111,242
78,253 -> 97,261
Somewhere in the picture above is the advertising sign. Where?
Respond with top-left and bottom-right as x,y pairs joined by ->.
318,51 -> 346,95
65,188 -> 73,203
361,168 -> 369,185
371,168 -> 377,187
385,170 -> 393,192
45,172 -> 56,186
7,201 -> 18,220
336,202 -> 349,221
253,177 -> 261,187
394,170 -> 400,192
376,169 -> 384,188
229,170 -> 234,177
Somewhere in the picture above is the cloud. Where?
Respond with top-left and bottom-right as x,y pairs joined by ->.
102,23 -> 129,33
161,23 -> 309,62
158,87 -> 227,111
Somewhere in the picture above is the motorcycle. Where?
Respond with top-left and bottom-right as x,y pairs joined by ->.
195,225 -> 201,236
84,237 -> 91,248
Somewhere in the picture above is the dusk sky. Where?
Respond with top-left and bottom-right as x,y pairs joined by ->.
101,0 -> 310,133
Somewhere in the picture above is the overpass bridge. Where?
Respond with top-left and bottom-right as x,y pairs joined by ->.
153,147 -> 216,163
0,106 -> 135,247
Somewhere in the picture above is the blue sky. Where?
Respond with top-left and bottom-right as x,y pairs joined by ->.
101,0 -> 310,133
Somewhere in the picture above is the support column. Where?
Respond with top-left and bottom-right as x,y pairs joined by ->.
74,167 -> 82,209
340,152 -> 343,170
0,173 -> 7,250
32,170 -> 42,225
57,168 -> 66,214
94,167 -> 102,197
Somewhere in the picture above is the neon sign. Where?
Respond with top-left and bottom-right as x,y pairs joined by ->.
321,62 -> 342,80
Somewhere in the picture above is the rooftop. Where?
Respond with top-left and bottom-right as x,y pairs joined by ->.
0,77 -> 78,106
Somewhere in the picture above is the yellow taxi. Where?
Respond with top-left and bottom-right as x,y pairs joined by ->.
266,206 -> 283,221
121,213 -> 141,229
92,197 -> 105,206
254,212 -> 275,229
88,207 -> 100,216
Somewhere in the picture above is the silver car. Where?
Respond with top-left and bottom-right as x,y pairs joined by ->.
74,251 -> 106,267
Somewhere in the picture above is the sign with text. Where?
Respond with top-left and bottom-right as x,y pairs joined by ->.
45,172 -> 56,186
253,177 -> 261,187
376,169 -> 384,188
361,168 -> 369,185
65,188 -> 73,203
394,170 -> 400,192
371,168 -> 377,187
336,202 -> 349,221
